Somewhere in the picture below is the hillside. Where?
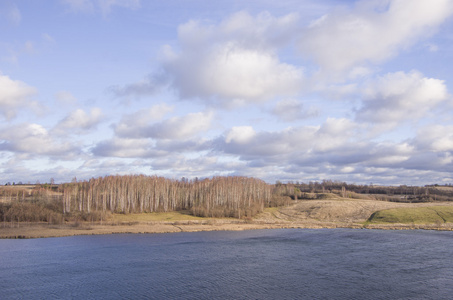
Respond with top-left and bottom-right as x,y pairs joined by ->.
2,193 -> 453,238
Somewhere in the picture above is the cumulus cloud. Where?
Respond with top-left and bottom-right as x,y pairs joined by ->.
6,1 -> 452,186
271,99 -> 318,122
397,152 -> 453,173
161,11 -> 303,105
109,72 -> 168,99
54,108 -> 103,134
114,104 -> 174,138
151,155 -> 219,173
0,123 -> 77,157
115,110 -> 214,140
92,136 -> 210,159
148,154 -> 250,179
155,138 -> 210,153
146,111 -> 214,139
218,119 -> 359,159
357,71 -> 449,125
0,74 -> 37,119
215,119 -> 438,173
225,126 -> 256,144
220,126 -> 299,158
315,118 -> 359,152
299,0 -> 453,74
211,119 -> 453,183
92,137 -> 166,158
366,142 -> 414,166
412,125 -> 453,152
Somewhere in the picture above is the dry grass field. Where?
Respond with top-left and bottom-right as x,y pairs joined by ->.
2,192 -> 453,238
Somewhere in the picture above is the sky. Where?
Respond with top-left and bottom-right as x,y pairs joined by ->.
1,0 -> 453,185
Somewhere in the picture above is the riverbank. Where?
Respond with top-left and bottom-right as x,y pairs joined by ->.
2,220 -> 453,239
2,198 -> 453,238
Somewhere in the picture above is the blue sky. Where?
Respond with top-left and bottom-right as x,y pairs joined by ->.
1,0 -> 453,185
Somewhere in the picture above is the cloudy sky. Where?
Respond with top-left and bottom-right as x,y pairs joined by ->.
1,0 -> 453,185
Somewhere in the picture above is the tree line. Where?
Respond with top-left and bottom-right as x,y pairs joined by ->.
60,175 -> 272,218
3,175 -> 453,226
1,175 -> 274,224
278,180 -> 453,202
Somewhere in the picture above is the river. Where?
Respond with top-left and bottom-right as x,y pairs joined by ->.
1,229 -> 452,299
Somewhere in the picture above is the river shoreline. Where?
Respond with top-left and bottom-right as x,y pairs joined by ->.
2,219 -> 453,239
3,198 -> 453,239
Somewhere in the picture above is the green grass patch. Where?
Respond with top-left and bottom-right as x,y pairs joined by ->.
367,206 -> 453,224
111,210 -> 206,222
263,207 -> 280,213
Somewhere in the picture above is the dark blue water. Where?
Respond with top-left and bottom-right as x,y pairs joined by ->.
0,229 -> 452,299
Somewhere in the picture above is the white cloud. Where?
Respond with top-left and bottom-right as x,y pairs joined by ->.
146,111 -> 214,139
366,142 -> 414,166
211,119 -> 453,183
162,11 -> 304,105
151,155 -> 219,173
299,0 -> 453,74
115,104 -> 174,138
3,1 -> 452,186
413,125 -> 453,152
315,118 -> 358,152
357,71 -> 449,125
155,138 -> 209,153
272,99 -> 318,122
92,137 -> 165,158
109,72 -> 168,98
219,125 -> 318,158
53,108 -> 103,134
0,123 -> 77,157
92,136 -> 210,159
0,74 -> 37,119
225,126 -> 256,144
318,117 -> 357,136
115,110 -> 214,140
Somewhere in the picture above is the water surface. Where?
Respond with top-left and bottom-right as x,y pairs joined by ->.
1,229 -> 452,299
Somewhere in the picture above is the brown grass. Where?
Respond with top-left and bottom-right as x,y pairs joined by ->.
3,195 -> 453,239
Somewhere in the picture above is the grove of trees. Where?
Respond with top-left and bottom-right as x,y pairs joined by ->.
60,175 -> 272,218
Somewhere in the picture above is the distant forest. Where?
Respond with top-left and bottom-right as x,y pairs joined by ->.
1,175 -> 453,225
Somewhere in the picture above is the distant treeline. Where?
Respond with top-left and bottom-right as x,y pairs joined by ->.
277,180 -> 453,202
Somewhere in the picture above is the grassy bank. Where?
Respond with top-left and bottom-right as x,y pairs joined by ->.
366,206 -> 453,224
110,210 -> 210,222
